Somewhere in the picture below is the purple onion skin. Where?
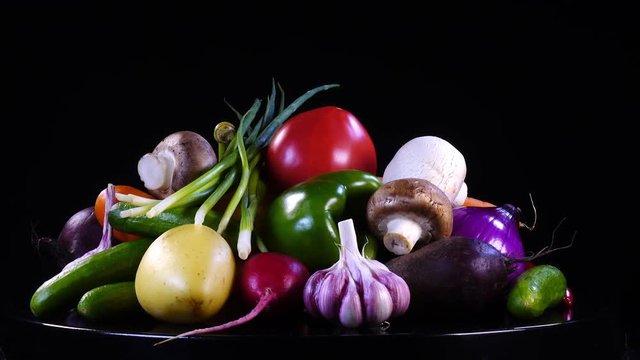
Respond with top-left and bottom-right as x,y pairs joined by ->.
452,204 -> 526,282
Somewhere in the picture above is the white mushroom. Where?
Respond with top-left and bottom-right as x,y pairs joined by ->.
382,136 -> 468,207
137,131 -> 217,199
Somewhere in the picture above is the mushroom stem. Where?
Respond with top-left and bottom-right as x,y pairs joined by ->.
137,152 -> 176,192
383,217 -> 424,255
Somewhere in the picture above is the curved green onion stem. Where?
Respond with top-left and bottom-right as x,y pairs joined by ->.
214,121 -> 236,161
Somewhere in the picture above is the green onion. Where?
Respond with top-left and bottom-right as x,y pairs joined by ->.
215,100 -> 259,236
238,160 -> 264,259
122,82 -> 339,260
194,167 -> 238,226
115,193 -> 158,206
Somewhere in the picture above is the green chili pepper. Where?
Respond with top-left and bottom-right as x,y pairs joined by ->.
507,264 -> 567,319
263,170 -> 382,270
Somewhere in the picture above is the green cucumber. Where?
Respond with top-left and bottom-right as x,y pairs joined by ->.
30,238 -> 153,318
109,202 -> 239,249
77,281 -> 144,321
506,264 -> 567,319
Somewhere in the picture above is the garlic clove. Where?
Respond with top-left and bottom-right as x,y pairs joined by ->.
303,270 -> 326,318
366,260 -> 411,317
338,278 -> 363,328
363,280 -> 394,325
315,269 -> 345,320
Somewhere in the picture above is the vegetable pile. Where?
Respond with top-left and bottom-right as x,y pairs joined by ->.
29,81 -> 576,341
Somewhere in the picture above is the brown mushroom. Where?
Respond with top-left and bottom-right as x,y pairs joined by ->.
367,178 -> 453,255
137,130 -> 217,199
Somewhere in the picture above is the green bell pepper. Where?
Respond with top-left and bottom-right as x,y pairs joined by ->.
264,169 -> 382,270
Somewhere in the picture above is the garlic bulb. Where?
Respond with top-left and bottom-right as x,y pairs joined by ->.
303,219 -> 410,328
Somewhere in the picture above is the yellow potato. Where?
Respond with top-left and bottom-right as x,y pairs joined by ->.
135,224 -> 235,323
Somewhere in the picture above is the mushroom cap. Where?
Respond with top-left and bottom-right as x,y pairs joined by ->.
367,178 -> 453,245
382,136 -> 466,205
151,130 -> 217,198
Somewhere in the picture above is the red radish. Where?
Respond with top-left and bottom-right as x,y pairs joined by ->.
156,252 -> 309,345
237,252 -> 310,316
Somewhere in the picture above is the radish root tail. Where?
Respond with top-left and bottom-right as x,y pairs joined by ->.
154,289 -> 275,346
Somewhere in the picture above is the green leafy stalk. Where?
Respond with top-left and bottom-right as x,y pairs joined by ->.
253,84 -> 339,149
244,82 -> 275,146
263,80 -> 278,125
245,115 -> 264,146
277,82 -> 286,113
222,99 -> 261,158
224,98 -> 244,121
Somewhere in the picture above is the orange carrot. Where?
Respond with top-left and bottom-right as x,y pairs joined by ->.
463,197 -> 496,208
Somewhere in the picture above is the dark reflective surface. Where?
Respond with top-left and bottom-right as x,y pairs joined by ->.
0,288 -> 626,359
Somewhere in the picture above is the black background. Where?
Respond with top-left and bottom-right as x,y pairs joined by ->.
2,0 -> 637,358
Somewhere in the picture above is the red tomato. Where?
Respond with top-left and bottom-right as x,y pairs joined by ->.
94,185 -> 154,242
266,106 -> 377,191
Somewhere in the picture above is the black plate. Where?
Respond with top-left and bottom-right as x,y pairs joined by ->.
1,290 -> 625,360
